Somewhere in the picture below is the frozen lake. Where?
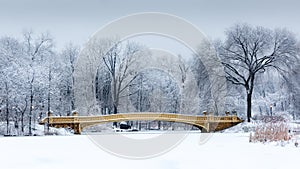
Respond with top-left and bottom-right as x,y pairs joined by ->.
0,132 -> 299,169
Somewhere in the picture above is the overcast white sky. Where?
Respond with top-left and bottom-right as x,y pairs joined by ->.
0,0 -> 299,50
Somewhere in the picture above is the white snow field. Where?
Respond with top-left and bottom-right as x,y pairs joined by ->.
0,132 -> 299,169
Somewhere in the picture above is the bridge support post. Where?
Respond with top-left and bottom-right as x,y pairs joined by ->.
73,123 -> 81,134
201,128 -> 208,133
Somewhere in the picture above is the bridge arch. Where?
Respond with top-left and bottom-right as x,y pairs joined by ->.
80,116 -> 208,133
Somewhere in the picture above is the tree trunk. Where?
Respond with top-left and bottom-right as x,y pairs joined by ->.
246,92 -> 252,122
113,104 -> 117,114
21,112 -> 24,134
47,66 -> 51,115
5,82 -> 9,135
29,85 -> 33,136
113,105 -> 117,127
158,121 -> 161,130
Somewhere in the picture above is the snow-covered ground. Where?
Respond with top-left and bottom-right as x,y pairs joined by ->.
0,132 -> 299,169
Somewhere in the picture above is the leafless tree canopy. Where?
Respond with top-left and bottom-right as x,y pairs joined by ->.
219,23 -> 299,122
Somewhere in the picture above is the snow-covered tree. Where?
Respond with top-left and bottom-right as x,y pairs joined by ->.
90,39 -> 148,115
219,23 -> 299,122
22,30 -> 54,135
0,36 -> 28,135
52,43 -> 80,116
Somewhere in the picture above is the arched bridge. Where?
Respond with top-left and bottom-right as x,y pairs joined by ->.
39,112 -> 244,134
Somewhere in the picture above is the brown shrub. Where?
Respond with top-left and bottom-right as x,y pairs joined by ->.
250,116 -> 291,143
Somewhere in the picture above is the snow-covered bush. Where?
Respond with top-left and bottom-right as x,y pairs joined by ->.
45,127 -> 74,136
250,116 -> 291,143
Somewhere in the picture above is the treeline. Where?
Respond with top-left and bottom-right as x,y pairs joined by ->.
0,23 -> 299,135
0,31 -> 79,135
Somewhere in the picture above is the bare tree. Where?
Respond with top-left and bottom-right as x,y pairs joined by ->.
281,56 -> 300,119
60,43 -> 79,114
194,40 -> 227,115
219,24 -> 299,122
23,30 -> 53,135
0,36 -> 25,135
178,55 -> 189,114
100,41 -> 146,115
